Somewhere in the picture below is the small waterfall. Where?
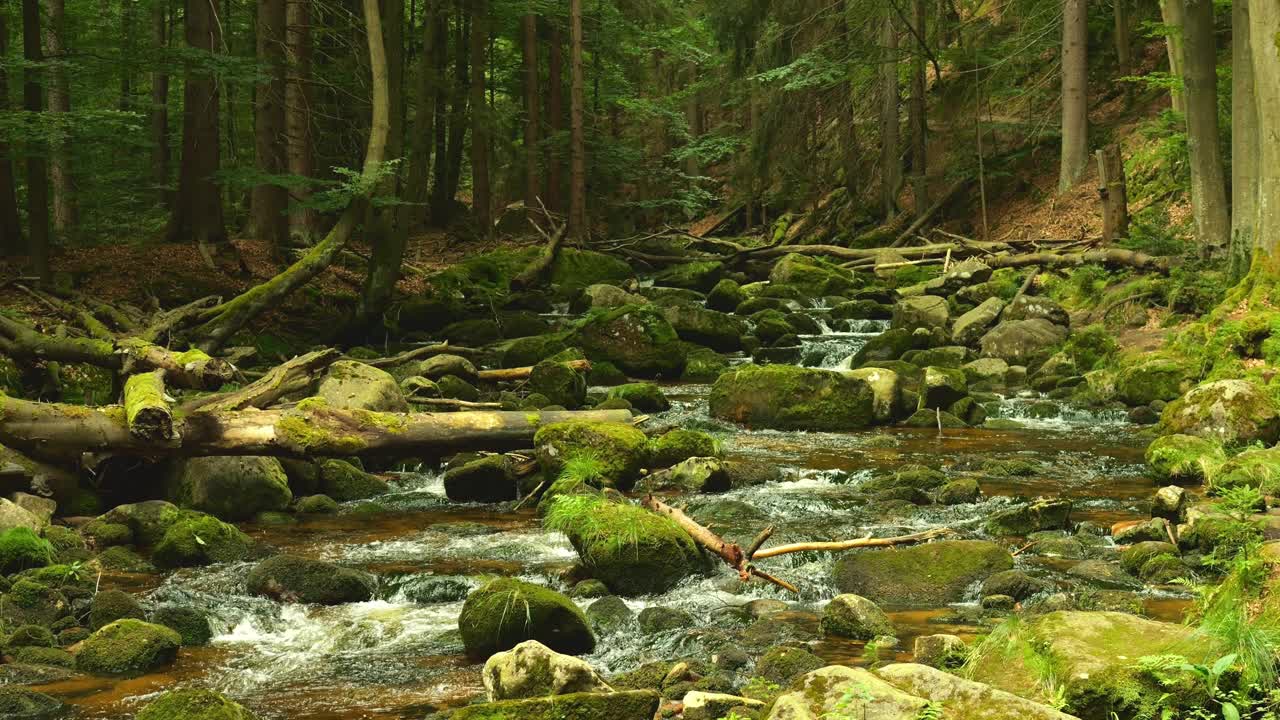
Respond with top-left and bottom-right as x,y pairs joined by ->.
798,319 -> 890,369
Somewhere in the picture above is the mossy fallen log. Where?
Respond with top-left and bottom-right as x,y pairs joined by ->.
123,370 -> 176,444
0,393 -> 632,458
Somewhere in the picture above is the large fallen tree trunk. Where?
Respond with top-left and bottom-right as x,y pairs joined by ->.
986,248 -> 1172,272
0,394 -> 631,458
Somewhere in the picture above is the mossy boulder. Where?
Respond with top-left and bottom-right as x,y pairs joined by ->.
979,319 -> 1068,367
0,579 -> 70,626
318,459 -> 390,501
952,297 -> 1005,347
295,494 -> 340,514
6,623 -> 55,648
152,514 -> 253,568
12,646 -> 73,668
1159,379 -> 1280,446
1210,446 -> 1280,494
769,665 -> 927,719
81,519 -> 133,548
89,589 -> 146,630
585,595 -> 635,635
245,554 -> 375,605
91,546 -> 157,574
571,305 -> 687,378
546,497 -> 702,596
163,456 -> 292,522
709,364 -> 876,431
135,689 -> 262,720
1144,434 -> 1226,483
876,663 -> 1077,720
769,254 -> 859,297
1114,355 -> 1196,407
681,346 -> 730,382
649,429 -> 720,467
661,305 -> 747,352
706,279 -> 747,312
528,360 -> 588,409
0,498 -> 43,534
606,383 -> 670,413
482,639 -> 612,700
654,260 -> 725,291
75,619 -> 181,676
449,690 -> 660,720
151,604 -> 212,646
576,283 -> 647,311
919,366 -> 967,409
821,594 -> 894,640
458,577 -> 595,659
100,500 -> 182,546
892,295 -> 950,332
444,455 -> 518,503
315,360 -> 407,411
534,421 -> 650,489
0,687 -> 64,720
757,645 -> 826,685
985,498 -> 1072,536
0,527 -> 53,575
635,457 -> 730,494
833,540 -> 1013,606
852,327 -> 916,365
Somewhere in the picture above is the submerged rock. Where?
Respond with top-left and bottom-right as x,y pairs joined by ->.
163,456 -> 292,522
585,595 -> 635,635
709,364 -> 877,431
74,619 -> 181,676
458,578 -> 595,659
448,690 -> 660,720
606,382 -> 670,413
245,554 -> 375,605
833,540 -> 1013,606
482,639 -> 612,701
662,305 -> 747,352
135,689 -> 262,720
821,593 -> 894,640
0,687 -> 64,720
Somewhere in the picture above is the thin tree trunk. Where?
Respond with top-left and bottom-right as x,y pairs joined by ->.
22,0 -> 50,281
1059,0 -> 1089,191
1160,0 -> 1187,114
1114,0 -> 1132,108
430,3 -> 466,224
1250,0 -> 1280,271
166,0 -> 228,250
151,0 -> 171,208
285,0 -> 316,238
522,9 -> 540,221
43,0 -> 74,240
253,0 -> 290,249
546,25 -> 564,213
0,3 -> 23,254
469,0 -> 490,236
1181,0 -> 1229,258
426,4 -> 448,223
406,0 -> 436,216
880,12 -> 900,218
908,0 -> 927,215
1097,144 -> 1129,242
1230,0 -> 1258,280
567,0 -> 586,238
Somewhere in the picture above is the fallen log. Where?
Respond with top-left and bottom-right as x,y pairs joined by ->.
986,248 -> 1172,272
477,359 -> 591,383
892,177 -> 971,246
123,370 -> 177,444
0,394 -> 632,458
510,220 -> 568,292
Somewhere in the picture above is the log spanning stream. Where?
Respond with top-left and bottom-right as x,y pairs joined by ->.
32,317 -> 1187,720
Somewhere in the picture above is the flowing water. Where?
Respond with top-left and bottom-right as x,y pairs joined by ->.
35,313 -> 1189,719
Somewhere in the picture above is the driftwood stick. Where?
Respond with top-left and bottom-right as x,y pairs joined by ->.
477,359 -> 591,383
358,343 -> 484,369
750,527 -> 955,559
180,348 -> 342,413
642,494 -> 744,569
415,398 -> 504,410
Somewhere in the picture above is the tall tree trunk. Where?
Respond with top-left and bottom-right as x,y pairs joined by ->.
522,9 -> 539,221
119,0 -> 134,109
430,3 -> 467,225
1230,0 -> 1258,280
42,0 -> 75,240
285,0 -> 316,238
469,0 -> 490,236
1114,0 -> 1132,108
22,0 -> 50,280
150,0 -> 171,208
880,12 -> 900,218
253,0 -> 290,249
546,25 -> 564,213
0,3 -> 23,254
426,4 -> 448,223
684,63 -> 700,178
1160,0 -> 1187,114
1248,0 -> 1280,271
1059,0 -> 1089,192
567,0 -> 586,238
406,0 -> 437,217
166,0 -> 228,250
1181,0 -> 1229,258
908,0 -> 927,215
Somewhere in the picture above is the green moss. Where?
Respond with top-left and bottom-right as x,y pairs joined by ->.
571,305 -> 687,378
136,689 -> 262,720
534,421 -> 649,489
756,646 -> 825,685
648,429 -> 720,467
1062,324 -> 1118,371
151,514 -> 253,568
680,346 -> 730,382
1114,354 -> 1195,406
75,619 -> 181,676
12,645 -> 74,667
0,578 -> 70,625
833,540 -> 1012,606
277,415 -> 368,455
709,364 -> 876,431
1210,447 -> 1280,495
81,519 -> 132,548
92,546 -> 158,574
318,459 -> 389,501
151,604 -> 212,646
6,623 -> 55,648
42,526 -> 86,558
0,527 -> 54,575
457,577 -> 595,659
448,690 -> 660,720
1145,434 -> 1226,483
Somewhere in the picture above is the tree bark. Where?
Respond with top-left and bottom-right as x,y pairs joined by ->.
1114,0 -> 1132,108
1059,0 -> 1089,192
522,9 -> 540,221
180,348 -> 340,412
166,0 -> 228,250
546,25 -> 565,213
567,0 -> 587,238
429,3 -> 467,224
0,396 -> 633,459
1181,0 -> 1229,259
1230,0 -> 1258,280
150,0 -> 171,208
406,0 -> 437,216
0,3 -> 23,254
42,0 -> 76,240
880,12 -> 900,218
253,0 -> 290,249
1248,0 -> 1280,272
1160,0 -> 1187,114
22,0 -> 50,281
124,370 -> 177,443
1096,144 -> 1129,242
425,3 -> 448,222
908,0 -> 927,214
285,0 -> 317,238
469,0 -> 490,236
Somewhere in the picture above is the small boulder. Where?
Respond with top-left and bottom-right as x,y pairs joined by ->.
607,383 -> 670,413
571,305 -> 687,378
1151,486 -> 1187,521
529,360 -> 587,409
318,459 -> 390,501
821,594 -> 894,640
163,456 -> 292,522
74,619 -> 181,676
0,687 -> 64,720
662,305 -> 748,352
135,689 -> 262,720
315,360 -> 407,411
912,634 -> 968,668
580,283 -> 647,309
709,364 -> 877,431
756,645 -> 825,685
89,589 -> 146,630
919,366 -> 967,409
952,297 -> 1006,347
981,570 -> 1049,601
891,295 -> 949,333
706,279 -> 746,312
585,595 -> 635,635
414,354 -> 479,382
447,690 -> 660,720
534,421 -> 650,489
985,498 -> 1072,536
151,604 -> 212,646
637,606 -> 695,634
152,514 -> 253,568
245,554 -> 375,605
979,319 -> 1068,367
443,455 -> 518,503
1003,294 -> 1069,327
833,540 -> 1013,606
0,498 -> 43,534
100,500 -> 182,546
458,577 -> 595,659
482,639 -> 612,701
0,527 -> 53,575
1145,434 -> 1225,483
0,579 -> 69,626
1115,356 -> 1195,407
682,691 -> 765,720
635,457 -> 730,494
649,429 -> 720,467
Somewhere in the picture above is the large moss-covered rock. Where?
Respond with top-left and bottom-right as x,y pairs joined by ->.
0,527 -> 53,575
546,497 -> 701,596
1145,434 -> 1226,483
571,305 -> 687,378
769,254 -> 859,297
833,540 -> 1013,606
163,456 -> 291,522
449,690 -> 660,720
681,346 -> 730,382
0,687 -> 64,720
709,364 -> 876,431
444,455 -> 518,503
876,663 -> 1078,720
89,589 -> 146,630
1159,379 -> 1280,446
953,297 -> 1005,346
979,319 -> 1068,366
1114,355 -> 1195,406
767,666 -> 928,720
1003,295 -> 1069,327
655,260 -> 725,291
1211,446 -> 1280,494
75,619 -> 181,676
985,498 -> 1072,536
660,305 -> 747,352
821,594 -> 894,640
458,578 -> 595,659
151,604 -> 212,646
534,421 -> 649,489
315,360 -> 407,411
706,279 -> 747,312
548,249 -> 635,294
0,579 -> 69,626
649,429 -> 720,467
919,366 -> 967,409
528,360 -> 588,409
245,554 -> 375,605
136,689 -> 262,720
892,295 -> 950,332
482,639 -> 612,701
100,500 -> 182,546
152,514 -> 253,568
634,457 -> 730,494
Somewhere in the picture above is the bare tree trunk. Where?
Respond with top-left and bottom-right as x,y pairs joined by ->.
285,0 -> 317,238
0,3 -> 23,254
429,3 -> 467,225
1160,0 -> 1187,114
469,0 -> 490,236
426,4 -> 447,222
150,0 -> 171,208
42,0 -> 75,241
1096,144 -> 1129,242
1181,0 -> 1229,259
1230,0 -> 1258,280
1250,0 -> 1280,272
21,0 -> 50,281
253,0 -> 290,249
880,12 -> 900,218
406,0 -> 437,218
909,0 -> 927,215
1114,0 -> 1132,108
1059,0 -> 1089,191
546,25 -> 564,213
522,9 -> 540,221
568,0 -> 587,238
166,0 -> 228,250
